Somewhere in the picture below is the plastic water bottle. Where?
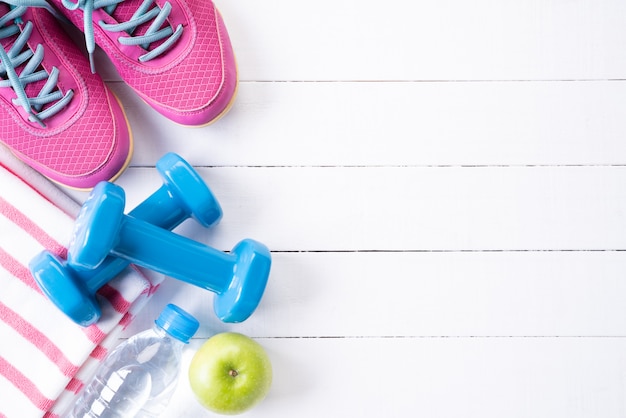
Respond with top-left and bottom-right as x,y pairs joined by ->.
67,304 -> 200,418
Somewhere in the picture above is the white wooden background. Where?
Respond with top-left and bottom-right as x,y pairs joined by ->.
65,1 -> 626,416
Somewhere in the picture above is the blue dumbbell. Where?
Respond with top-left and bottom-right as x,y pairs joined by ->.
29,153 -> 222,326
68,182 -> 271,323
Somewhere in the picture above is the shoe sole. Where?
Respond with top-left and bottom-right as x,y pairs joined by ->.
102,94 -> 135,186
146,60 -> 240,129
184,75 -> 239,129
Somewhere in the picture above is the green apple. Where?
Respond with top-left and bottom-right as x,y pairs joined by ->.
188,332 -> 272,415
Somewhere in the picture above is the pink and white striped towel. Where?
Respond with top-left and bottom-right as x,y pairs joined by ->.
0,146 -> 161,417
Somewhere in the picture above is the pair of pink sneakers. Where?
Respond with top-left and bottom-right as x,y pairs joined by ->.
0,0 -> 237,189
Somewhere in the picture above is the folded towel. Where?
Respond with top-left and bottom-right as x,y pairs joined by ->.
0,146 -> 161,417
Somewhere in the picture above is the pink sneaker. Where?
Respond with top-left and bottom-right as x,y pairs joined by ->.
51,0 -> 238,127
0,2 -> 133,189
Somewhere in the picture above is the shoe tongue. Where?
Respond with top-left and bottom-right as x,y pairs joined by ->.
0,2 -> 9,19
0,2 -> 11,19
109,2 -> 170,51
0,3 -> 16,51
109,1 -> 140,24
0,6 -> 58,115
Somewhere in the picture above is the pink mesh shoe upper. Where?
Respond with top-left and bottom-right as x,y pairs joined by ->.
0,6 -> 132,189
51,0 -> 237,126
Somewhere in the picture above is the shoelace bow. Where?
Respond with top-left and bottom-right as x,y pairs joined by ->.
0,0 -> 73,127
61,0 -> 183,73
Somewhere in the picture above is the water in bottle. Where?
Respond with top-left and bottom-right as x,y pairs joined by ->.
67,304 -> 199,417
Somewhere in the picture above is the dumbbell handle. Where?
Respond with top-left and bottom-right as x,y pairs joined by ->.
112,216 -> 235,293
77,187 -> 193,293
72,152 -> 222,294
129,185 -> 190,230
66,182 -> 270,324
31,154 -> 223,327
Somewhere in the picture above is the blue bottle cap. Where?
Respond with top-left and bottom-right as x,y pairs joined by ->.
155,304 -> 199,343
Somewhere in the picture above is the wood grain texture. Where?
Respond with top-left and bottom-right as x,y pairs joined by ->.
97,1 -> 626,82
56,0 -> 626,416
108,80 -> 626,167
159,337 -> 626,418
104,166 -> 626,252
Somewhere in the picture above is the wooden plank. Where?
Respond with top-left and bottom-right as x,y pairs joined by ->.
81,166 -> 626,252
123,251 -> 626,339
108,80 -> 626,167
13,0 -> 626,416
117,0 -> 626,82
95,0 -> 626,82
160,337 -> 626,418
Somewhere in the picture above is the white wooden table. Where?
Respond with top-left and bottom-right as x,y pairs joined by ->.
66,1 -> 626,416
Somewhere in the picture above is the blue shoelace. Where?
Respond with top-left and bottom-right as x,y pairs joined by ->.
0,1 -> 73,127
61,0 -> 183,73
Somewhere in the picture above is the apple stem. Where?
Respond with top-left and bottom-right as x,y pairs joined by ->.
229,369 -> 238,378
